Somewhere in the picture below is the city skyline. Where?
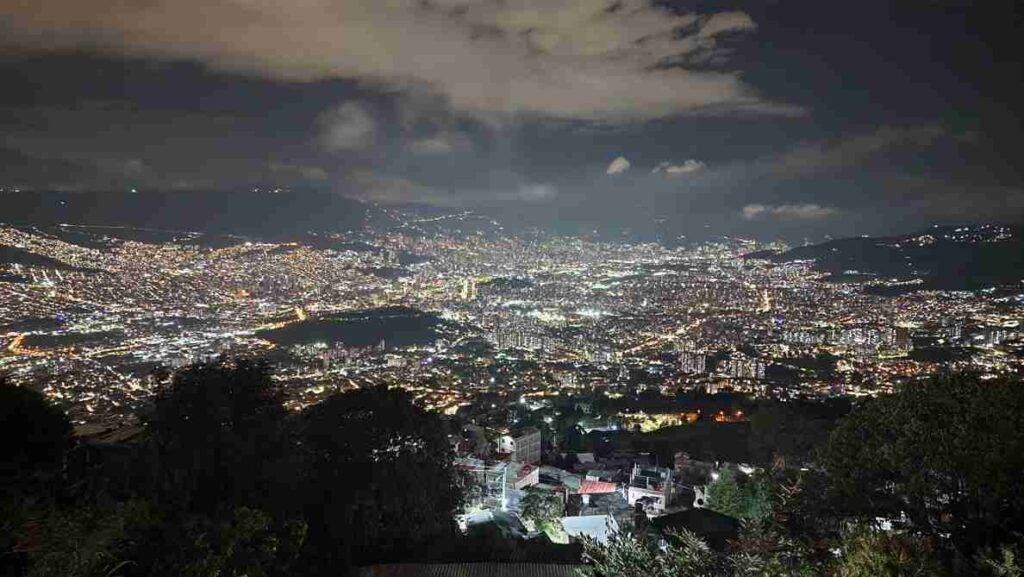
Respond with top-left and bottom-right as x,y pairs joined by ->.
1,214 -> 1020,426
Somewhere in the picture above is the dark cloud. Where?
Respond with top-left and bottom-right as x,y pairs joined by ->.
0,0 -> 794,121
0,0 -> 1021,239
770,125 -> 947,178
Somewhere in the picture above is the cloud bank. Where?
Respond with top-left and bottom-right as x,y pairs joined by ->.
0,0 -> 797,121
773,124 -> 946,177
742,203 -> 839,220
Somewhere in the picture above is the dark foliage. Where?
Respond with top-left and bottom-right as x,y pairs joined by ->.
747,399 -> 849,466
819,373 -> 1024,558
829,524 -> 948,577
520,486 -> 565,531
4,365 -> 1024,577
118,503 -> 307,577
298,385 -> 463,569
0,377 -> 73,575
142,358 -> 292,515
0,377 -> 72,498
704,469 -> 773,524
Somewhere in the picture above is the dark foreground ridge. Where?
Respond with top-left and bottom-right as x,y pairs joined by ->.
357,563 -> 580,577
2,359 -> 1023,576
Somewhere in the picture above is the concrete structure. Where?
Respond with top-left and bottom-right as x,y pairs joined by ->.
626,464 -> 673,513
512,463 -> 540,490
577,478 -> 617,506
499,427 -> 542,464
560,515 -> 619,544
457,457 -> 509,511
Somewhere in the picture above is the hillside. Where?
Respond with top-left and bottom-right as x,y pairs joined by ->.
746,224 -> 1024,292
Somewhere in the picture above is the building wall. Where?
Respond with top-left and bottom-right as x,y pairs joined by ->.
513,429 -> 542,464
626,486 -> 666,511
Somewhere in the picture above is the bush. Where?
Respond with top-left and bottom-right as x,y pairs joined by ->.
0,378 -> 72,499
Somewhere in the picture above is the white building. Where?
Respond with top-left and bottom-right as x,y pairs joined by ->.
626,464 -> 673,513
498,427 -> 542,464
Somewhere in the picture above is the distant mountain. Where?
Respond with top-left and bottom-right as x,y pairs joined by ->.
746,225 -> 1024,292
0,245 -> 100,272
2,190 -> 368,238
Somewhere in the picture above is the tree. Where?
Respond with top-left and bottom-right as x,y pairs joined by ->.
819,373 -> 1024,557
0,377 -> 72,499
142,358 -> 291,514
705,469 -> 773,524
520,487 -> 564,534
553,399 -> 586,453
0,377 -> 73,574
975,535 -> 1024,577
580,504 -> 815,577
18,504 -> 130,577
725,470 -> 818,577
729,528 -> 815,577
582,469 -> 815,577
747,400 -> 848,466
298,385 -> 462,569
580,529 -> 719,577
122,505 -> 306,577
21,500 -> 306,577
829,524 -> 947,577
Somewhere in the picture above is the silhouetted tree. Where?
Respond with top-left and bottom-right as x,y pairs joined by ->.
725,467 -> 818,577
120,504 -> 306,577
0,376 -> 73,574
819,373 -> 1024,558
298,385 -> 462,569
0,377 -> 72,499
975,534 -> 1024,577
16,504 -> 131,577
142,358 -> 291,514
747,400 -> 848,465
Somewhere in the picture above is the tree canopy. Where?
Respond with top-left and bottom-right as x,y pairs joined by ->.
819,373 -> 1024,557
704,469 -> 774,524
143,358 -> 291,514
298,385 -> 463,568
0,377 -> 72,497
520,486 -> 565,534
4,366 -> 1024,577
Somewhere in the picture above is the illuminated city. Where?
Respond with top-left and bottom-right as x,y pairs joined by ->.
2,215 -> 1020,427
2,0 -> 1023,574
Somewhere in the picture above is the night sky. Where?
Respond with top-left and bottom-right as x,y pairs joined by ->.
1,0 -> 1022,239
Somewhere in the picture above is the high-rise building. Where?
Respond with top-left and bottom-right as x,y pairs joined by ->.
679,351 -> 707,374
720,352 -> 765,380
460,277 -> 477,301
